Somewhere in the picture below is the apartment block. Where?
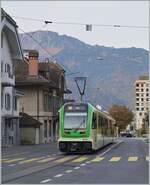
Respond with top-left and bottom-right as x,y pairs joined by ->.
134,76 -> 149,130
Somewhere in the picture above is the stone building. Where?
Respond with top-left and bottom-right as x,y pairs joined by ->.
1,9 -> 23,146
14,50 -> 71,144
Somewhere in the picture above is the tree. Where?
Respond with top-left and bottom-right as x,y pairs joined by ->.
108,104 -> 134,133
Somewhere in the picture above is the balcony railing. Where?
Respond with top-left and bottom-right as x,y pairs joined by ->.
1,72 -> 15,86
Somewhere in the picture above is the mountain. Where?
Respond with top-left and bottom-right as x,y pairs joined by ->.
19,30 -> 149,110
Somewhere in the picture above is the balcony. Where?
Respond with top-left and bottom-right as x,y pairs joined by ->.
1,72 -> 15,87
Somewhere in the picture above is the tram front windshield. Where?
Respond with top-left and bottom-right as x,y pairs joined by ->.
64,112 -> 87,130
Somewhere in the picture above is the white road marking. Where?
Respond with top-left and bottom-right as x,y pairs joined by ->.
40,179 -> 52,183
54,174 -> 64,178
97,140 -> 123,158
65,170 -> 73,173
80,163 -> 86,166
85,161 -> 91,164
74,166 -> 80,169
8,164 -> 16,167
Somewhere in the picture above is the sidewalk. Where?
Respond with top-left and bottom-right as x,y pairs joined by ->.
2,142 -> 59,157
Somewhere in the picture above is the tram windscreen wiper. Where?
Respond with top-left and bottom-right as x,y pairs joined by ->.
73,119 -> 85,131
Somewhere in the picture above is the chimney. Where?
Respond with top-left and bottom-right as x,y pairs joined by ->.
28,50 -> 39,76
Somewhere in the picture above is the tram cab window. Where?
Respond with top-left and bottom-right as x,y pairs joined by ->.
92,113 -> 97,129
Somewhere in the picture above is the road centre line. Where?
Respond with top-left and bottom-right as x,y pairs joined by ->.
85,161 -> 91,164
65,170 -> 73,173
80,163 -> 86,166
97,140 -> 123,158
109,157 -> 121,162
8,164 -> 17,167
128,157 -> 138,161
74,166 -> 80,169
91,157 -> 104,162
54,174 -> 64,178
40,179 -> 52,183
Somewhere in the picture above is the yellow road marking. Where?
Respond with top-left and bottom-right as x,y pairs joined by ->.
4,158 -> 25,163
72,156 -> 88,163
146,156 -> 149,161
2,158 -> 11,162
37,157 -> 55,163
128,157 -> 138,161
55,156 -> 71,163
109,157 -> 121,162
19,157 -> 45,164
91,157 -> 104,162
3,152 -> 29,158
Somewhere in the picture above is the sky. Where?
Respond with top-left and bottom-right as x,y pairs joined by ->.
1,1 -> 149,50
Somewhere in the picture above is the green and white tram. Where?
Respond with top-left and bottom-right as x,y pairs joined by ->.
58,102 -> 117,153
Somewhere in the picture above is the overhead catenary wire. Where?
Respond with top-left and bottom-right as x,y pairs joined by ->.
12,15 -> 148,29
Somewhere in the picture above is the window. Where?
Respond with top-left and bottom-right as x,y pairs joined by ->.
141,107 -> 144,111
136,93 -> 139,96
141,98 -> 144,102
136,84 -> 139,87
92,113 -> 97,129
1,90 -> 3,109
136,107 -> 139,111
5,63 -> 11,77
43,92 -> 49,112
5,93 -> 11,110
141,89 -> 144,92
141,84 -> 143,87
1,32 -> 3,48
136,103 -> 139,106
146,88 -> 149,92
13,97 -> 17,111
146,93 -> 149,97
146,98 -> 149,101
136,98 -> 139,101
1,61 -> 3,74
44,120 -> 47,138
139,112 -> 142,116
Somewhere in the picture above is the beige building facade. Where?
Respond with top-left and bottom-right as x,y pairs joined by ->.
134,76 -> 149,130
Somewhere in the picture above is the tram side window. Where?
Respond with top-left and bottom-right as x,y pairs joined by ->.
92,113 -> 97,129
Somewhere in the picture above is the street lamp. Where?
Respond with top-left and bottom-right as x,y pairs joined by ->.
74,77 -> 87,103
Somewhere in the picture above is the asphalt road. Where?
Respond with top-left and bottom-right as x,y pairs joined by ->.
2,138 -> 149,184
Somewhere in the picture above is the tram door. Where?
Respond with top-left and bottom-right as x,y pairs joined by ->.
92,113 -> 97,149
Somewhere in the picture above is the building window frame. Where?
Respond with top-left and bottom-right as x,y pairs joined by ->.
5,93 -> 11,110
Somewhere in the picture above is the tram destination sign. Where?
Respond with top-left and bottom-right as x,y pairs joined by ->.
65,104 -> 88,112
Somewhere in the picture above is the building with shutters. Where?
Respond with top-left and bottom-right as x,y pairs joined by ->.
1,9 -> 24,146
